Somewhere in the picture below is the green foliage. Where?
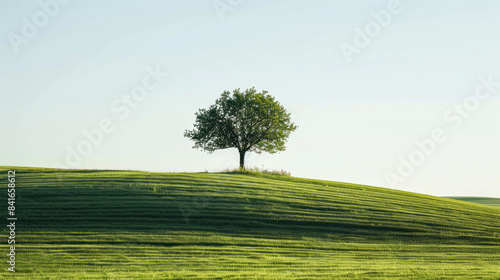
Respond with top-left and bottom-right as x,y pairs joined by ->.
184,88 -> 297,167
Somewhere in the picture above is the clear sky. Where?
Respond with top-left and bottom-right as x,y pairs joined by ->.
1,0 -> 500,197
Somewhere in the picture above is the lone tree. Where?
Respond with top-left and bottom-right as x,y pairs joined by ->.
184,87 -> 297,169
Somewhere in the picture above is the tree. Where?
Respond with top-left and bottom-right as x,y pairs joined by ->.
184,87 -> 297,169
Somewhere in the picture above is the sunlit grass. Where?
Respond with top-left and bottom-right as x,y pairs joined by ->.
1,166 -> 499,279
447,196 -> 500,207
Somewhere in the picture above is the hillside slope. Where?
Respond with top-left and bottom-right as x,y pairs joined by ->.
1,166 -> 500,279
447,196 -> 500,207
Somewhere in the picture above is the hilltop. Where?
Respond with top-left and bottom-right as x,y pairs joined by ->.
1,166 -> 499,279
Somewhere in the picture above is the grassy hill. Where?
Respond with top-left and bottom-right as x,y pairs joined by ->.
1,166 -> 500,279
446,196 -> 500,207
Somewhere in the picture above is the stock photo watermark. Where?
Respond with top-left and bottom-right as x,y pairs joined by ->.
7,170 -> 17,273
384,75 -> 500,188
213,0 -> 243,21
339,0 -> 403,63
53,65 -> 169,169
179,188 -> 211,224
179,152 -> 260,224
7,0 -> 71,53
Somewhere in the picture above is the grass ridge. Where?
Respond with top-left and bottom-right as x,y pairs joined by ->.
1,166 -> 499,279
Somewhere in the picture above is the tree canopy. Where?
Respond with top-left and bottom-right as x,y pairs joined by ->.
184,87 -> 297,168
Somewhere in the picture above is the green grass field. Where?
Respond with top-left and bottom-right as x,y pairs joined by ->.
1,166 -> 500,279
447,197 -> 500,207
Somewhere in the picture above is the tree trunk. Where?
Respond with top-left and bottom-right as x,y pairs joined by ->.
239,150 -> 246,169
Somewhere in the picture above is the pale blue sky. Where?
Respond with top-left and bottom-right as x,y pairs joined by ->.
1,0 -> 500,197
